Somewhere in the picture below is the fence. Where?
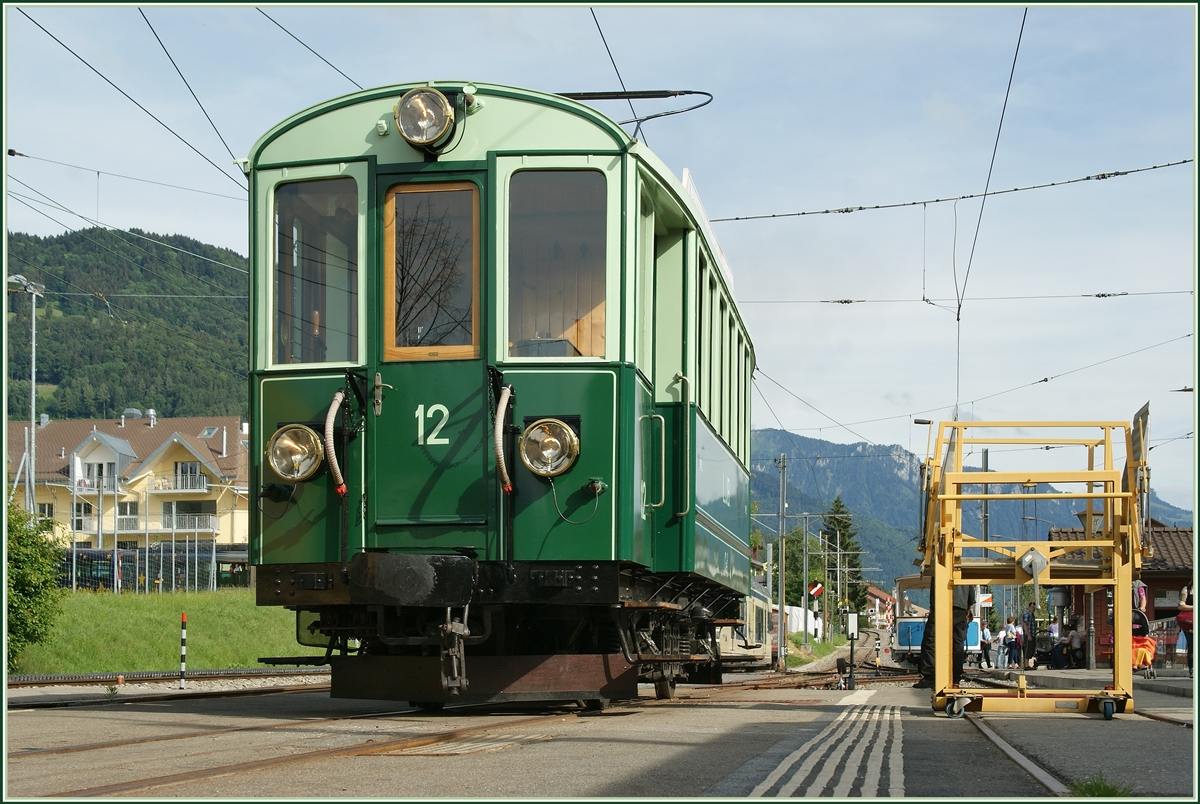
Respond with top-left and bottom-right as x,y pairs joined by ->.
58,539 -> 250,593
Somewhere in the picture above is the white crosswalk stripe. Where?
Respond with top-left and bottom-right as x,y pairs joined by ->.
750,705 -> 904,797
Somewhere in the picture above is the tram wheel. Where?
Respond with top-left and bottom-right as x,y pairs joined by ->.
583,696 -> 609,711
654,678 -> 677,700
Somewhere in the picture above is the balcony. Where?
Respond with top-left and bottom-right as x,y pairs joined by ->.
69,514 -> 218,534
73,478 -> 118,495
150,474 -> 210,492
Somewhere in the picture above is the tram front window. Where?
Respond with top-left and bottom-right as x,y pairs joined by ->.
383,182 -> 479,361
273,178 -> 358,365
508,170 -> 606,358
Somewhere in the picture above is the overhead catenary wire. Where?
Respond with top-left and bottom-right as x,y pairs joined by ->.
256,8 -> 361,90
739,290 -> 1192,305
954,7 -> 1028,416
7,192 -> 249,325
589,8 -> 643,143
752,379 -> 831,510
8,179 -> 247,274
139,8 -> 239,163
708,159 -> 1191,223
6,250 -> 248,377
755,368 -> 877,447
7,149 -> 245,201
759,332 -> 1192,434
16,8 -> 247,191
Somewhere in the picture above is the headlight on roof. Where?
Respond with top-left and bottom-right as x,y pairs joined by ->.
394,88 -> 455,147
267,424 -> 325,482
520,418 -> 580,477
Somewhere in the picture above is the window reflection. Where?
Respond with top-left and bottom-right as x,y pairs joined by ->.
508,171 -> 606,358
385,183 -> 478,360
273,178 -> 358,364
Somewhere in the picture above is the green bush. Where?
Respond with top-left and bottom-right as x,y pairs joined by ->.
6,503 -> 66,671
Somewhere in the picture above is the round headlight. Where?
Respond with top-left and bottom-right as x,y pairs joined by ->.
394,88 -> 455,147
520,419 -> 580,477
267,424 -> 325,482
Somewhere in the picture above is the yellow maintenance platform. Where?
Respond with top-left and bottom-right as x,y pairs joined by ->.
917,409 -> 1152,719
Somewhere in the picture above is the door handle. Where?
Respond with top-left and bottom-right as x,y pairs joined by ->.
650,413 -> 666,510
373,372 -> 393,416
674,373 -> 691,518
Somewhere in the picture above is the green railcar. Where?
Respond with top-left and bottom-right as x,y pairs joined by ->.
248,82 -> 755,706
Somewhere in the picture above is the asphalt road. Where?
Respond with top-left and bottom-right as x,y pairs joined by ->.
5,681 -> 1194,798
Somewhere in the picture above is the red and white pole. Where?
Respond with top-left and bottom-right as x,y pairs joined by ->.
179,612 -> 187,689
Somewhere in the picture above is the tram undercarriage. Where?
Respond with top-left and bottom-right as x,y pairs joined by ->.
259,559 -> 730,705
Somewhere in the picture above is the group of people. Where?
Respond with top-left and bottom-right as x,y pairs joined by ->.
913,578 -> 1196,688
976,603 -> 1047,670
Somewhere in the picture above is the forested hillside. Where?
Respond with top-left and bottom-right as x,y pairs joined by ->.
6,228 -> 248,419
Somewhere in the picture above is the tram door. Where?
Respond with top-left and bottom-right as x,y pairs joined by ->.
370,178 -> 491,553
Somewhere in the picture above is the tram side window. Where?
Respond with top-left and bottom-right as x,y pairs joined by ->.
508,171 -> 606,358
274,178 -> 358,365
384,182 -> 479,361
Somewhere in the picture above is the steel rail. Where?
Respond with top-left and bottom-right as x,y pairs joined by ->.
7,682 -> 329,710
7,706 -> 414,759
8,667 -> 329,688
46,713 -> 567,797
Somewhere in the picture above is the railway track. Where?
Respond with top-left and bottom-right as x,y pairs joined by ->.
7,667 -> 329,688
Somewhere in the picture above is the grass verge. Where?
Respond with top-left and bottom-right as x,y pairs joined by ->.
785,633 -> 847,668
14,588 -> 326,674
1068,772 -> 1134,797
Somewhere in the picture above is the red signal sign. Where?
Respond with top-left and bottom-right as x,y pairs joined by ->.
809,582 -> 823,596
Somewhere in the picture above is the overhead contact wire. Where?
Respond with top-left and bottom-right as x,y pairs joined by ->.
16,8 -> 246,190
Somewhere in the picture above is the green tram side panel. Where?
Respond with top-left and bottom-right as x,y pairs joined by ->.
628,369 -> 654,568
254,85 -> 625,171
369,361 -> 494,555
503,368 -> 617,562
652,407 -> 750,593
256,374 -> 362,565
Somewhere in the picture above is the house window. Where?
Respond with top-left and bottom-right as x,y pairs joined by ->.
117,501 -> 139,531
73,501 -> 93,530
199,426 -> 218,439
84,462 -> 116,491
116,540 -> 138,550
37,502 -> 54,520
175,462 -> 206,490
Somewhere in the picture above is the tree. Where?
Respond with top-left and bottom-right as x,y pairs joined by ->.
821,497 -> 868,614
6,503 -> 65,671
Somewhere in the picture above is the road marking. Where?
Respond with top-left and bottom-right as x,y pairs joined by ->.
837,689 -> 877,705
751,705 -> 902,797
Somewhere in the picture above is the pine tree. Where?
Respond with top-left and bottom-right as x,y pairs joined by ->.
821,497 -> 868,614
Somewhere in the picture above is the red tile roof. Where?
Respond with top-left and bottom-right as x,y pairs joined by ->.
6,415 -> 247,486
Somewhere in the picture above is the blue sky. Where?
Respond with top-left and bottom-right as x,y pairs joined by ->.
4,4 -> 1196,510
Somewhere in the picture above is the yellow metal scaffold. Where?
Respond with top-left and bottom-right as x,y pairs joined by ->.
917,412 -> 1151,719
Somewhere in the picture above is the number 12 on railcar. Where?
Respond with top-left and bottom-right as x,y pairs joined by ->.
247,82 -> 755,706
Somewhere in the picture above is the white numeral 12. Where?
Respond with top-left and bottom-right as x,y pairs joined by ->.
415,403 -> 450,445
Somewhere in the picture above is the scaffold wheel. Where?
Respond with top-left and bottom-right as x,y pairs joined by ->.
1101,699 -> 1115,721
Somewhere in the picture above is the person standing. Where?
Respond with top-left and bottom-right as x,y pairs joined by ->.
914,583 -> 977,688
980,623 -> 993,669
1022,602 -> 1037,669
1179,581 -> 1193,678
